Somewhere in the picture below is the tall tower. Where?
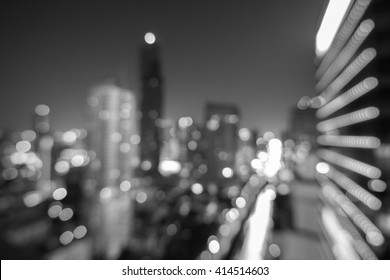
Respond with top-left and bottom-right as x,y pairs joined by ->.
33,104 -> 54,195
87,80 -> 138,259
139,32 -> 164,174
204,102 -> 240,183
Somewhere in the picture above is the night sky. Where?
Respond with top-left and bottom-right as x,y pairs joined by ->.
0,0 -> 324,134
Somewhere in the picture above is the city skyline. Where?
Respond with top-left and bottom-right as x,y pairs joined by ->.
0,0 -> 324,134
1,0 -> 390,262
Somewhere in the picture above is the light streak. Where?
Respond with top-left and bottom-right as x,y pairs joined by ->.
316,19 -> 375,92
316,77 -> 378,118
326,166 -> 382,210
315,0 -> 353,57
318,149 -> 381,179
317,107 -> 379,132
316,0 -> 372,76
319,48 -> 377,103
316,135 -> 380,149
320,178 -> 384,247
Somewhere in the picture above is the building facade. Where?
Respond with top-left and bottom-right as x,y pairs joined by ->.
87,81 -> 138,259
204,102 -> 239,183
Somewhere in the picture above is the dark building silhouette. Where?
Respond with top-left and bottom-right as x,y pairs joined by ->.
284,98 -> 318,146
139,33 -> 164,174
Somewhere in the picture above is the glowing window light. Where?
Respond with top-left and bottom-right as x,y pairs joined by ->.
144,32 -> 156,44
200,251 -> 212,260
52,187 -> 67,201
98,110 -> 110,120
130,135 -> 141,145
317,107 -> 379,132
264,186 -> 277,201
16,141 -> 31,153
110,132 -> 122,143
55,160 -> 70,174
166,223 -> 178,237
141,160 -> 152,171
316,0 -> 372,77
62,130 -> 77,144
119,180 -> 131,192
269,244 -> 281,258
119,143 -> 131,153
263,131 -> 275,140
239,128 -> 251,141
59,231 -> 74,245
188,140 -> 197,150
226,208 -> 240,222
316,162 -> 330,174
21,130 -> 36,142
178,116 -> 193,128
277,183 -> 290,195
208,239 -> 220,254
222,167 -> 234,178
110,169 -> 120,180
135,192 -> 147,203
23,191 -> 43,207
315,0 -> 353,57
10,153 -> 25,165
73,225 -> 87,239
325,166 -> 382,210
316,77 -> 378,118
317,135 -> 380,149
35,104 -> 50,116
235,197 -> 246,208
219,224 -> 231,237
225,114 -> 239,124
320,179 -> 384,247
318,149 -> 381,179
250,158 -> 262,169
191,183 -> 203,195
206,119 -> 220,131
70,155 -> 85,167
158,160 -> 181,176
319,48 -> 377,103
47,204 -> 62,218
297,96 -> 311,110
59,208 -> 74,221
316,19 -> 375,92
100,187 -> 112,202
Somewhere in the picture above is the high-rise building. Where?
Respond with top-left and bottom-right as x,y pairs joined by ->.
313,0 -> 390,259
204,102 -> 239,183
139,32 -> 164,174
87,80 -> 138,259
236,128 -> 257,180
284,98 -> 318,145
33,104 -> 54,195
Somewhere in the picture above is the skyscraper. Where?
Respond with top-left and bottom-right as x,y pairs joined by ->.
33,104 -> 53,195
87,80 -> 138,259
204,102 -> 239,183
139,32 -> 164,174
